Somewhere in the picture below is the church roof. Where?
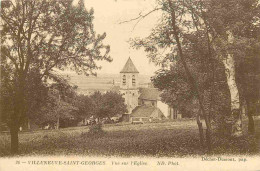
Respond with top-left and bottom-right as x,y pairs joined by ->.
120,57 -> 139,73
139,88 -> 161,101
131,105 -> 165,118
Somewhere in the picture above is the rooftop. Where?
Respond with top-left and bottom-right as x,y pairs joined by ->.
139,88 -> 161,101
131,105 -> 165,118
120,57 -> 139,73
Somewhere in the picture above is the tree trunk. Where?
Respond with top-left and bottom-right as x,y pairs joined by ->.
10,83 -> 25,154
10,126 -> 19,154
167,0 -> 212,152
222,31 -> 242,137
27,118 -> 31,130
246,101 -> 255,134
196,113 -> 204,148
57,117 -> 60,129
248,112 -> 255,134
56,94 -> 61,129
205,128 -> 212,152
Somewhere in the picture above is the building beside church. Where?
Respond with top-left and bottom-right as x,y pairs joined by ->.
117,57 -> 182,122
131,105 -> 165,123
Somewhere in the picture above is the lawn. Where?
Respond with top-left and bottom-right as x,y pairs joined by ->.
0,119 -> 259,157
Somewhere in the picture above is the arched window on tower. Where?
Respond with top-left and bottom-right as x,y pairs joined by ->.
132,75 -> 136,86
123,75 -> 126,85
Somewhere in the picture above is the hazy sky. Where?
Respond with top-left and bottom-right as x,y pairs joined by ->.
81,0 -> 162,75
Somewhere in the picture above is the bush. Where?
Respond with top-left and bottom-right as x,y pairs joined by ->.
0,134 -> 10,156
81,123 -> 106,138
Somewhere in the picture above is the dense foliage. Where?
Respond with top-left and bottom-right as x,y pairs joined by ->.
0,0 -> 112,153
131,0 -> 260,128
130,0 -> 260,150
76,91 -> 127,120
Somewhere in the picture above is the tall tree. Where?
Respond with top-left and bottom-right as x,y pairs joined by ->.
197,0 -> 260,137
101,91 -> 127,119
89,91 -> 127,119
75,94 -> 95,124
130,0 -> 259,138
236,26 -> 260,134
0,0 -> 111,153
130,0 -> 213,151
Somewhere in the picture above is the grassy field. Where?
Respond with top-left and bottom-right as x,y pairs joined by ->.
0,119 -> 259,157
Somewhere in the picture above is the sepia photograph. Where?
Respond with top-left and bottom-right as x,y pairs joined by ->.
0,0 -> 259,170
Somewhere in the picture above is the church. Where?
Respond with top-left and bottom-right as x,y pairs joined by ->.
116,57 -> 182,122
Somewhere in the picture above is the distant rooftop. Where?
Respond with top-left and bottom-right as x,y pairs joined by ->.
131,105 -> 165,118
120,57 -> 139,73
139,88 -> 161,101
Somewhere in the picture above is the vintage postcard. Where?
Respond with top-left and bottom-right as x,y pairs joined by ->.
0,0 -> 259,171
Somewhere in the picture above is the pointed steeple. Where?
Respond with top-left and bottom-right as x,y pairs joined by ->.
120,57 -> 139,73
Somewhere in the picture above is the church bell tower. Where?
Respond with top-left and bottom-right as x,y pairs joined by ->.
119,57 -> 139,121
